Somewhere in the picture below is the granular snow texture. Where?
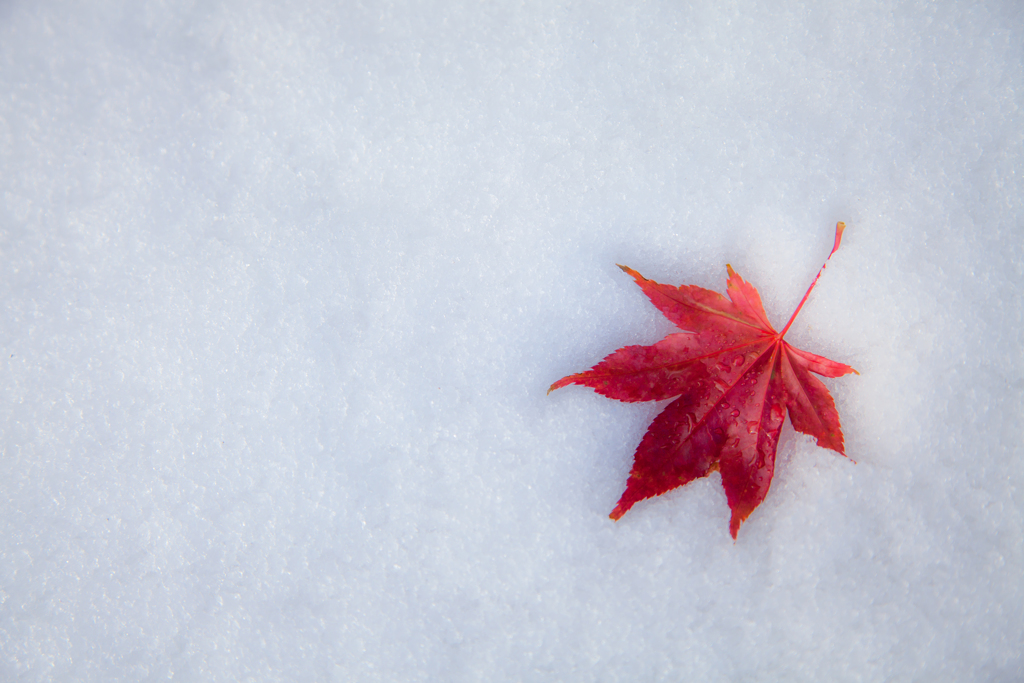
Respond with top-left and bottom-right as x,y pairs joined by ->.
1,0 -> 1021,680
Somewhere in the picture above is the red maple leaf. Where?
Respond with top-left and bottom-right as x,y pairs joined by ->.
550,223 -> 857,538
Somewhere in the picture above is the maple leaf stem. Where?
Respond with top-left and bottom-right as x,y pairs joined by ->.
779,222 -> 846,338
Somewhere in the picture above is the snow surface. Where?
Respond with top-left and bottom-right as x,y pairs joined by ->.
1,0 -> 1022,680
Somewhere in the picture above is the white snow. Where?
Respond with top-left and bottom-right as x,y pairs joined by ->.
1,0 -> 1021,680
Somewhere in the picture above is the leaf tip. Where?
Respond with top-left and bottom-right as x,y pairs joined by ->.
609,506 -> 625,521
617,264 -> 641,281
548,376 -> 572,394
729,507 -> 752,539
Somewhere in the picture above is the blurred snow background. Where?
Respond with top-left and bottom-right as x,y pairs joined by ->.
1,0 -> 1021,680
